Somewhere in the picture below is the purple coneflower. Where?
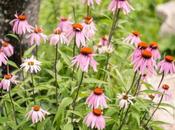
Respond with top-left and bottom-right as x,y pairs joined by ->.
118,93 -> 134,109
57,17 -> 72,32
158,55 -> 175,74
1,40 -> 14,57
10,13 -> 33,35
26,105 -> 50,124
0,49 -> 8,66
82,0 -> 101,6
72,47 -> 98,72
108,0 -> 134,14
123,31 -> 141,46
157,84 -> 172,101
84,108 -> 105,130
148,42 -> 161,60
86,87 -> 108,109
27,26 -> 47,46
49,28 -> 68,45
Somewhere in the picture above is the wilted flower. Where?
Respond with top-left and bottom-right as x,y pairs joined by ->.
67,23 -> 87,48
82,16 -> 96,39
82,0 -> 101,6
1,40 -> 14,57
49,28 -> 68,45
108,0 -> 134,14
132,50 -> 156,75
84,108 -> 105,130
27,26 -> 47,46
158,55 -> 175,74
117,93 -> 134,109
86,87 -> 108,109
123,31 -> 141,46
148,42 -> 161,60
0,49 -> 8,66
0,74 -> 17,91
10,13 -> 33,35
72,47 -> 97,72
26,105 -> 50,124
57,17 -> 72,32
20,56 -> 41,73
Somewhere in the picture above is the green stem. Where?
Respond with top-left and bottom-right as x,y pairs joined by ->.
9,91 -> 18,125
87,5 -> 90,16
157,72 -> 164,89
35,45 -> 38,60
31,73 -> 36,104
55,44 -> 59,104
126,71 -> 137,94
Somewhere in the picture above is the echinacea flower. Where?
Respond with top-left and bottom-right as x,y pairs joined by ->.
86,87 -> 108,109
67,23 -> 87,48
117,93 -> 134,109
72,47 -> 97,72
123,31 -> 141,46
82,16 -> 96,39
0,49 -> 8,66
84,109 -> 105,130
158,55 -> 175,74
57,17 -> 72,32
82,0 -> 101,6
0,74 -> 17,91
157,84 -> 172,101
49,28 -> 68,45
108,0 -> 134,14
94,36 -> 114,54
149,42 -> 161,60
27,26 -> 47,46
26,105 -> 50,124
132,50 -> 156,75
20,56 -> 41,73
1,40 -> 14,57
10,13 -> 33,35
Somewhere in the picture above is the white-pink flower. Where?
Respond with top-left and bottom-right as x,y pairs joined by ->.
123,31 -> 141,46
72,47 -> 98,72
148,42 -> 161,60
84,109 -> 105,130
49,28 -> 68,45
0,74 -> 18,91
10,13 -> 33,35
66,23 -> 87,48
57,17 -> 72,32
0,49 -> 8,66
117,93 -> 134,109
82,0 -> 101,6
82,16 -> 96,39
26,105 -> 50,124
1,40 -> 14,57
86,87 -> 108,109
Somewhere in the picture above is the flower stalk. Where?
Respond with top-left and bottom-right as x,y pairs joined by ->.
55,44 -> 59,104
31,73 -> 36,104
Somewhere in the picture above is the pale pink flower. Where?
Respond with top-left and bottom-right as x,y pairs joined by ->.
0,74 -> 17,91
84,109 -> 105,130
27,26 -> 47,46
82,16 -> 96,39
123,31 -> 141,46
157,84 -> 172,101
1,40 -> 14,57
20,56 -> 41,73
132,50 -> 156,75
10,13 -> 33,35
57,17 -> 72,32
66,23 -> 87,48
0,49 -> 8,66
148,42 -> 161,60
49,28 -> 68,45
158,55 -> 175,74
108,0 -> 134,14
82,0 -> 101,6
117,93 -> 134,109
26,105 -> 50,124
86,87 -> 108,109
72,47 -> 98,72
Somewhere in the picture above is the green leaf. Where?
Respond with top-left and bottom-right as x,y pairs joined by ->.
24,45 -> 36,57
7,60 -> 19,69
63,123 -> 73,130
5,34 -> 20,42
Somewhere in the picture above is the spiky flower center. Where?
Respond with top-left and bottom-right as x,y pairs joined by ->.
93,109 -> 102,116
33,105 -> 41,111
28,61 -> 34,66
34,27 -> 43,33
141,50 -> 152,59
54,29 -> 62,34
123,95 -> 128,100
94,87 -> 103,95
2,41 -> 9,47
138,42 -> 148,49
162,84 -> 169,90
18,15 -> 27,21
148,94 -> 155,100
150,42 -> 158,49
165,55 -> 174,63
72,23 -> 83,32
4,74 -> 12,79
84,16 -> 93,24
80,47 -> 93,55
132,31 -> 140,37
61,18 -> 68,21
